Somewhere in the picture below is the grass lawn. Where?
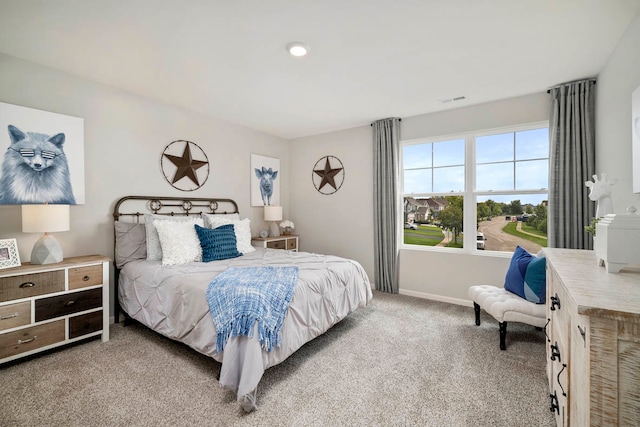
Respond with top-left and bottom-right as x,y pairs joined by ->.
502,222 -> 548,247
521,223 -> 547,238
404,225 -> 444,246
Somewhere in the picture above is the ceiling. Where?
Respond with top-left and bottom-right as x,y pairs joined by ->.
0,1 -> 639,140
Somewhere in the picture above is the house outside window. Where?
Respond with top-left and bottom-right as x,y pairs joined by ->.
401,122 -> 549,254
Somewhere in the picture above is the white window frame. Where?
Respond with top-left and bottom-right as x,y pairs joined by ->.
399,121 -> 549,255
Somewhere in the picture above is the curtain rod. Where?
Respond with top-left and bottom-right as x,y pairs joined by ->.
546,78 -> 596,93
370,118 -> 402,127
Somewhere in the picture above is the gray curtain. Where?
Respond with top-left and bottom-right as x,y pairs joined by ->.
548,79 -> 596,249
372,118 -> 401,293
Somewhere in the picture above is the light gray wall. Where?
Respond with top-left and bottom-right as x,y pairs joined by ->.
293,9 -> 640,304
596,11 -> 640,212
2,9 -> 637,315
289,125 -> 374,278
0,53 -> 290,317
290,93 -> 550,304
400,93 -> 550,304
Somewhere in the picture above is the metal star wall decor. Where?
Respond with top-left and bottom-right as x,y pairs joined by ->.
160,140 -> 209,191
312,155 -> 345,195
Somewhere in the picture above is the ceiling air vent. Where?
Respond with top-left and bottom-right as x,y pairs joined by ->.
438,96 -> 466,104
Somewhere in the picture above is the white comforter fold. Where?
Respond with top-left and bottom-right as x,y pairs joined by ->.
118,248 -> 372,411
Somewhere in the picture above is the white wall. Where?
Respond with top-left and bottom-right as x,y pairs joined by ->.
596,11 -> 640,212
293,12 -> 640,303
289,125 -> 374,278
2,9 -> 637,315
291,93 -> 550,303
400,93 -> 551,303
0,53 -> 290,316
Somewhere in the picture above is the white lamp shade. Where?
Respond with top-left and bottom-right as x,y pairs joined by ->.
264,206 -> 283,222
22,204 -> 70,233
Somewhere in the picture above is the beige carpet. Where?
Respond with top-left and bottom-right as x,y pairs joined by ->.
0,291 -> 554,426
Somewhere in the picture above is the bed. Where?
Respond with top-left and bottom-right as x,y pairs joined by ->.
113,196 -> 372,411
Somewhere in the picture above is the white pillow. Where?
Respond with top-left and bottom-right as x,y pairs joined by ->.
145,214 -> 202,261
205,212 -> 240,221
153,219 -> 204,265
203,215 -> 255,254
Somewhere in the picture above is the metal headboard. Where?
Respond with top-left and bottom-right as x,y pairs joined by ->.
112,195 -> 239,324
113,195 -> 239,222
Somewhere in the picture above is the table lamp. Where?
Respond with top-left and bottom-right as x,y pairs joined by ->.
264,206 -> 283,237
22,204 -> 70,264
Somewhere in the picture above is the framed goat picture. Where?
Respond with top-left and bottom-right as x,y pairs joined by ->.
251,154 -> 280,206
633,86 -> 640,193
0,102 -> 85,205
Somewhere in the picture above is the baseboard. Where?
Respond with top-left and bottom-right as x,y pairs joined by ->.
398,289 -> 473,307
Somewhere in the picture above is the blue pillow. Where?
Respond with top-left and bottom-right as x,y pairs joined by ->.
195,224 -> 242,262
524,255 -> 546,303
504,246 -> 546,304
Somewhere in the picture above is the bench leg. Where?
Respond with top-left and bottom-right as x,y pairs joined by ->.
473,302 -> 481,326
499,322 -> 507,350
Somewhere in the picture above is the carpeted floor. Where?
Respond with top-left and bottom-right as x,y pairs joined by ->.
0,291 -> 555,426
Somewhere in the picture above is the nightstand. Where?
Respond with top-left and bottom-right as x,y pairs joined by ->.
251,235 -> 298,251
0,255 -> 110,364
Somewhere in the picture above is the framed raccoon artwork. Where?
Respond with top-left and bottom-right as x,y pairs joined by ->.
0,101 -> 85,205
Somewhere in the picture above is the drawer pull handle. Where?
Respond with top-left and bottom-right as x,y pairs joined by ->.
557,363 -> 567,397
19,282 -> 36,288
64,300 -> 76,306
543,318 -> 551,343
18,335 -> 37,344
550,294 -> 561,311
82,275 -> 90,281
0,312 -> 19,320
577,325 -> 586,344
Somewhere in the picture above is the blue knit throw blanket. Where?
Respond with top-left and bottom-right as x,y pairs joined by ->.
206,266 -> 299,353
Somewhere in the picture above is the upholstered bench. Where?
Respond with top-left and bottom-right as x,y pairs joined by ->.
469,284 -> 547,350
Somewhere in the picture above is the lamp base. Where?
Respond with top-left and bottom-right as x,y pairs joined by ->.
269,221 -> 281,237
31,234 -> 63,265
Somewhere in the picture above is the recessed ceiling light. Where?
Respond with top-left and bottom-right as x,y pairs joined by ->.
286,42 -> 310,57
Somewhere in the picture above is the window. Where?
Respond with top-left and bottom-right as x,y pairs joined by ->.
401,123 -> 549,253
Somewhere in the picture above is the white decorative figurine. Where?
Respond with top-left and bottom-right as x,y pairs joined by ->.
595,206 -> 640,273
585,173 -> 619,218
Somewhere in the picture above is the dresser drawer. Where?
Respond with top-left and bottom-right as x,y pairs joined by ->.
69,264 -> 103,290
286,238 -> 297,250
266,240 -> 286,250
35,288 -> 102,322
0,271 -> 65,303
0,319 -> 65,359
69,310 -> 103,339
0,301 -> 31,331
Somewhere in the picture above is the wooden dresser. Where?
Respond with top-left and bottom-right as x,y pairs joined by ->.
543,248 -> 640,426
0,255 -> 110,364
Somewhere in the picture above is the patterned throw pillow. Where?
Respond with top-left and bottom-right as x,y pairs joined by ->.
195,224 -> 242,262
154,219 -> 203,265
144,214 -> 203,261
504,246 -> 547,304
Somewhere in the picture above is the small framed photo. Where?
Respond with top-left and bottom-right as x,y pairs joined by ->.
0,238 -> 21,270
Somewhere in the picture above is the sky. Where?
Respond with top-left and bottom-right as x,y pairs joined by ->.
402,127 -> 548,205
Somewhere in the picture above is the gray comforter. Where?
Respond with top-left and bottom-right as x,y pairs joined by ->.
118,247 -> 372,411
